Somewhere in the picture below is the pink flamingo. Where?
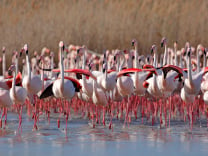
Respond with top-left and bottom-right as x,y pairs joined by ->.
22,44 -> 42,104
8,63 -> 27,131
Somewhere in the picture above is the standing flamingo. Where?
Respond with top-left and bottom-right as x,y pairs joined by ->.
9,63 -> 27,131
22,44 -> 42,104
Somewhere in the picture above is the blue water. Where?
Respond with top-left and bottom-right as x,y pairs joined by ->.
0,113 -> 207,156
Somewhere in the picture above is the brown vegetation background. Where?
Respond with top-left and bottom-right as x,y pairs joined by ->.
0,0 -> 208,56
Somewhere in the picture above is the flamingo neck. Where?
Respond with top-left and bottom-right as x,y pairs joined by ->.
116,56 -> 120,71
203,53 -> 207,68
119,53 -> 125,71
179,53 -> 183,68
82,49 -> 87,85
26,53 -> 31,81
82,50 -> 86,69
197,49 -> 200,73
153,51 -> 158,68
188,55 -> 193,83
60,49 -> 64,90
163,44 -> 167,66
174,47 -> 178,66
2,52 -> 5,77
50,56 -> 54,78
159,54 -> 163,67
134,44 -> 138,68
15,55 -> 19,76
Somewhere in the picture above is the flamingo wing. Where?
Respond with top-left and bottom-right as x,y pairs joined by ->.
64,76 -> 82,92
162,65 -> 183,79
39,83 -> 54,99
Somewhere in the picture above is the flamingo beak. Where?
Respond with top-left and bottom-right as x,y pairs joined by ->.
8,69 -> 12,76
161,42 -> 164,48
132,41 -> 135,46
151,48 -> 154,54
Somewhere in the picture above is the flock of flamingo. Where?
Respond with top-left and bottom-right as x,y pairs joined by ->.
0,38 -> 208,132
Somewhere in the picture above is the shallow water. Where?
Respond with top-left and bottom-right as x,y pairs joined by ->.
0,113 -> 208,156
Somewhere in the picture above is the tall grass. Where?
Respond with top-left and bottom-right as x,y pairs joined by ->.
0,0 -> 208,57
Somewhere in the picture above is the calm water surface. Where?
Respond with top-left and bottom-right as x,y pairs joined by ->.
0,113 -> 207,156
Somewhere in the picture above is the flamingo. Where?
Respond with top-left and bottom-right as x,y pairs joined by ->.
183,47 -> 207,95
8,63 -> 27,131
131,39 -> 151,96
22,44 -> 42,104
1,47 -> 6,79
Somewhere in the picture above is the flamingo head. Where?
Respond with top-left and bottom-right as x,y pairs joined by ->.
8,64 -> 16,75
23,44 -> 28,55
19,48 -> 24,57
45,48 -> 50,54
77,46 -> 86,56
50,51 -> 54,58
161,37 -> 167,47
102,62 -> 107,73
174,41 -> 178,49
131,39 -> 137,46
59,41 -> 64,51
187,47 -> 192,57
151,45 -> 156,54
2,46 -> 5,53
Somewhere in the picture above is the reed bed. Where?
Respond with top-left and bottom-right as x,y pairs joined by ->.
0,0 -> 207,57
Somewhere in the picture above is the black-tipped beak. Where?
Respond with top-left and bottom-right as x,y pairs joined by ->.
151,48 -> 154,54
77,49 -> 80,54
161,42 -> 164,48
147,57 -> 150,62
62,45 -> 65,51
114,56 -> 116,61
132,56 -> 135,60
132,42 -> 134,46
187,51 -> 191,57
8,70 -> 12,76
103,68 -> 106,73
19,52 -> 23,57
25,50 -> 28,55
